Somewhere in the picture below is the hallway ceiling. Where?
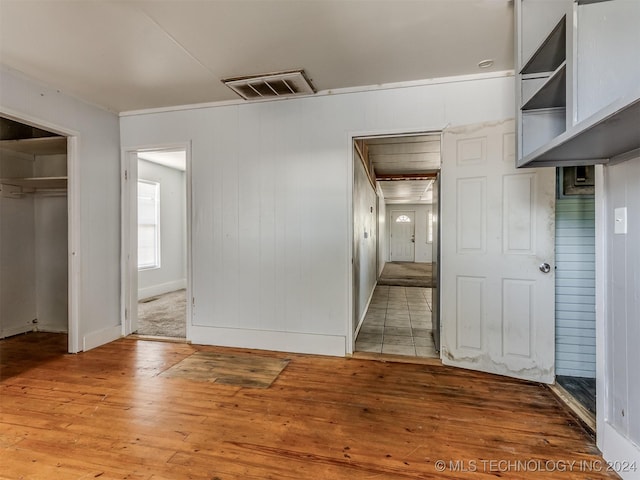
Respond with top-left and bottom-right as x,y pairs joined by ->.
362,134 -> 440,204
378,179 -> 434,204
0,0 -> 514,113
366,134 -> 441,176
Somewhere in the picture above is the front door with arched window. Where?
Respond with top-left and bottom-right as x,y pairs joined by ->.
390,211 -> 415,261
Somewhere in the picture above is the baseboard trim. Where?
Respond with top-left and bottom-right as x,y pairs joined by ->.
600,423 -> 640,480
190,326 -> 345,357
138,279 -> 186,300
354,281 -> 377,339
37,325 -> 69,334
83,324 -> 122,351
0,323 -> 36,339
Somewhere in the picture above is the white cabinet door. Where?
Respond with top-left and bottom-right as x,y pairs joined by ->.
441,120 -> 556,383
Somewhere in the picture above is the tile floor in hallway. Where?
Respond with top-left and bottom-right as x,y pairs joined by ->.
355,285 -> 437,357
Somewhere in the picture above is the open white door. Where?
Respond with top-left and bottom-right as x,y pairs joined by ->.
441,120 -> 556,383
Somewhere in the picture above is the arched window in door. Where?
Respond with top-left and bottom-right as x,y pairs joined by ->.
395,214 -> 411,223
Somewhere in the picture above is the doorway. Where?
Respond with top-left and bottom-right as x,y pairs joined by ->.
351,133 -> 441,359
122,146 -> 190,340
553,166 -> 597,428
0,114 -> 79,354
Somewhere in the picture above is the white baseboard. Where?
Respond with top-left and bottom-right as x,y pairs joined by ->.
601,423 -> 640,480
37,324 -> 69,334
0,323 -> 35,339
190,325 -> 345,357
354,281 -> 377,339
138,279 -> 186,300
82,324 -> 122,351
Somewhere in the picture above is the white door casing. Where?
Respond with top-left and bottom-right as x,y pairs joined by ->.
390,210 -> 415,262
121,144 -> 192,340
441,119 -> 556,383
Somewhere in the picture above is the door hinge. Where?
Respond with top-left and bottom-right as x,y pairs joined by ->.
124,170 -> 128,180
125,308 -> 128,320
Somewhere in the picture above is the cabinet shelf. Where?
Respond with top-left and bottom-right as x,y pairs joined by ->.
522,62 -> 566,110
519,90 -> 640,167
521,16 -> 566,75
0,136 -> 66,156
0,176 -> 67,190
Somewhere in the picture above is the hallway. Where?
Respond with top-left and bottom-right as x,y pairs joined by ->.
355,285 -> 437,357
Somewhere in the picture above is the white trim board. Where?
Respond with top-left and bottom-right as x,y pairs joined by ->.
139,279 -> 187,300
190,326 -> 345,357
120,71 -> 514,117
0,324 -> 36,340
121,142 -> 193,341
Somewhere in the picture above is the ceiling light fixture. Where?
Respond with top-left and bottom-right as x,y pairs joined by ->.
478,59 -> 494,69
222,69 -> 315,101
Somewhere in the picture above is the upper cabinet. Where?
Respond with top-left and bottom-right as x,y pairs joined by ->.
516,0 -> 640,168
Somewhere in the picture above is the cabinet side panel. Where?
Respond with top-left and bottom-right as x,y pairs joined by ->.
576,1 -> 640,122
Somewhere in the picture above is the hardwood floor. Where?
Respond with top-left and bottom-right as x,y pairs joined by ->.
0,333 -> 619,479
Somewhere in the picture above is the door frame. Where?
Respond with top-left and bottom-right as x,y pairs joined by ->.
121,142 -> 192,339
0,108 -> 81,353
347,128 -> 441,355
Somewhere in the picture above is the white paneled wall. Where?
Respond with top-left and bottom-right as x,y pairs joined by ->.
121,75 -> 514,356
353,150 -> 378,333
555,196 -> 595,377
604,155 -> 640,451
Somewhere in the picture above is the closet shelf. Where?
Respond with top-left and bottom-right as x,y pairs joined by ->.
520,16 -> 566,75
0,176 -> 67,190
0,136 -> 66,156
519,90 -> 640,167
522,62 -> 566,111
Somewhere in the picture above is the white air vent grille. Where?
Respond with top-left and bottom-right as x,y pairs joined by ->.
222,70 -> 315,100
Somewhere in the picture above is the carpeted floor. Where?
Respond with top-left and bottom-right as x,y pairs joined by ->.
377,262 -> 434,287
137,289 -> 186,338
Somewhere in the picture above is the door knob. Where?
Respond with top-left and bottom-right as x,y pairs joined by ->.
539,263 -> 551,273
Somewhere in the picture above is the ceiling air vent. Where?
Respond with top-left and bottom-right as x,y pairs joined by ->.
222,69 -> 315,101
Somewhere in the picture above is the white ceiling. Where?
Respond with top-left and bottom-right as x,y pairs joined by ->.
137,150 -> 186,171
0,0 -> 514,113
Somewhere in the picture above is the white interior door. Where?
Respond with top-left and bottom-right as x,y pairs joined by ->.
441,120 -> 556,383
390,210 -> 415,262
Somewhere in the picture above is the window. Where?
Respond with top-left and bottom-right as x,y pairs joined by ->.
395,214 -> 411,223
138,180 -> 160,269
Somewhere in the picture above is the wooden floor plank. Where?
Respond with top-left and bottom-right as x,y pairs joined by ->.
0,332 -> 619,479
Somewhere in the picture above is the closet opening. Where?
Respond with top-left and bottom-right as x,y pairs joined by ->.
0,116 -> 70,356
